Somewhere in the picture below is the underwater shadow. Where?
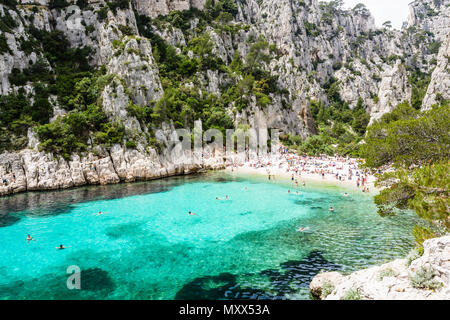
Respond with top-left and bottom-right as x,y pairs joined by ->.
174,250 -> 343,300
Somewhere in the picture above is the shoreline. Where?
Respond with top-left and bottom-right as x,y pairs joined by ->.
223,157 -> 380,195
0,164 -> 224,198
224,166 -> 379,194
0,154 -> 381,198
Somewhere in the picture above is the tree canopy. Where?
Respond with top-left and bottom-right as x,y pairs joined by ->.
361,101 -> 449,247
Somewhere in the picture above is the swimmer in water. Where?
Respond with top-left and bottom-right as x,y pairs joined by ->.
26,234 -> 34,242
225,195 -> 229,200
296,226 -> 310,232
329,206 -> 335,212
344,193 -> 349,197
288,190 -> 291,194
188,211 -> 197,216
57,244 -> 66,250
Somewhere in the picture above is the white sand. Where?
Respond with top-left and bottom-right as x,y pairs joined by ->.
223,153 -> 379,194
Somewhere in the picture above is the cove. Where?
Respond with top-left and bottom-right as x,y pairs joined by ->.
0,171 -> 416,300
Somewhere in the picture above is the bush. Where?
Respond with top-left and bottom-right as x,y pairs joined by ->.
0,90 -> 33,152
0,33 -> 11,54
36,115 -> 88,160
341,288 -> 361,300
107,0 -> 129,13
410,266 -> 442,290
125,140 -> 137,149
96,6 -> 109,21
49,0 -> 69,9
0,0 -> 17,6
377,268 -> 397,281
76,0 -> 88,9
298,132 -> 335,156
118,24 -> 135,36
406,248 -> 423,267
321,281 -> 335,298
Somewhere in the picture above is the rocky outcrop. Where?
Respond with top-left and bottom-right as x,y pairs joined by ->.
132,0 -> 205,19
408,0 -> 450,41
0,139 -> 226,196
370,61 -> 411,122
310,236 -> 450,300
310,271 -> 344,300
422,33 -> 450,110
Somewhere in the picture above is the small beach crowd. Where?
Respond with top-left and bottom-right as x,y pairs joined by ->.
228,146 -> 386,193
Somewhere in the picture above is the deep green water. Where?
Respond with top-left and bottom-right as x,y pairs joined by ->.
0,172 -> 416,300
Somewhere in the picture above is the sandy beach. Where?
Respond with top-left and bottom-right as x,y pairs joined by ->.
223,151 -> 379,194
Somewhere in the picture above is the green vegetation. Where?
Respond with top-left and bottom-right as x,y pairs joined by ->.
410,266 -> 442,290
377,268 -> 397,281
341,288 -> 361,300
0,89 -> 32,151
321,281 -> 335,298
407,68 -> 432,110
7,28 -> 90,107
284,78 -> 370,157
0,33 -> 11,54
9,28 -> 92,95
362,102 -> 448,167
0,6 -> 18,33
406,247 -> 423,267
0,0 -> 17,6
35,71 -> 126,160
304,21 -> 321,37
0,28 -> 129,158
49,0 -> 69,10
2,2 -> 285,158
135,11 -> 280,132
361,101 -> 449,247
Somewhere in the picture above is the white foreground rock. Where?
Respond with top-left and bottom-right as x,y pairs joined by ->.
310,236 -> 450,300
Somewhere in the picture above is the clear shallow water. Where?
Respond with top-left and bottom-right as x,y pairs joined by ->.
0,172 -> 416,300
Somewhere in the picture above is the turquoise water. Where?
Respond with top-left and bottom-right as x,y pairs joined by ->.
0,172 -> 416,300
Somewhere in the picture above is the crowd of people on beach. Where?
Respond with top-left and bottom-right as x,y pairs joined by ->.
228,145 -> 380,192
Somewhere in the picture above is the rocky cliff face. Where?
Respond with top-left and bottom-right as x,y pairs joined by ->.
310,235 -> 450,300
422,33 -> 450,109
133,0 -> 205,18
0,0 -> 448,196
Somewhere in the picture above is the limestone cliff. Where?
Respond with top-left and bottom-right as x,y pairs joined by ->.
0,0 -> 448,196
310,236 -> 450,300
